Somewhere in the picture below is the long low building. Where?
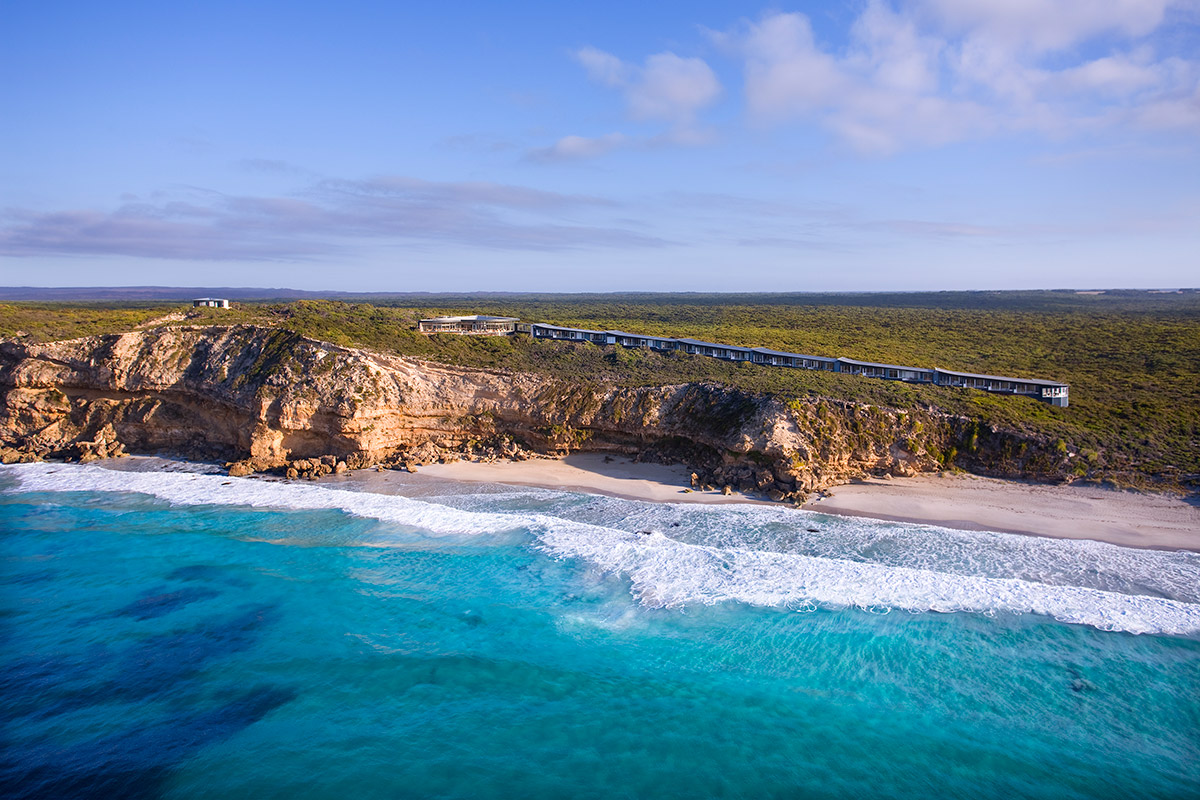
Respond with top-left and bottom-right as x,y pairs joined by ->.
837,358 -> 933,382
527,322 -> 1068,406
932,368 -> 1069,404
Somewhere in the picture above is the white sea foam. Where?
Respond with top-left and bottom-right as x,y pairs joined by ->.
429,486 -> 1200,605
3,462 -> 520,536
6,462 -> 1200,637
534,525 -> 1200,636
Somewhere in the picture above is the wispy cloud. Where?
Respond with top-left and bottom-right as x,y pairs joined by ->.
576,47 -> 721,123
529,46 -> 722,161
916,0 -> 1174,52
527,133 -> 630,163
0,177 -> 666,261
310,176 -> 616,210
646,189 -> 1196,249
233,158 -> 311,175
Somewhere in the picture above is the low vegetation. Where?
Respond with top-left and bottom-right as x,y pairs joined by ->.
0,302 -> 175,341
3,290 -> 1197,488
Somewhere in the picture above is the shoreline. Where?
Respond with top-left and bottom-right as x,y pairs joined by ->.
66,453 -> 1200,553
415,453 -> 767,506
803,475 -> 1200,553
416,455 -> 1200,553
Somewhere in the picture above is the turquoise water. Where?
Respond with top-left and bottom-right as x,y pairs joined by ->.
2,463 -> 1198,799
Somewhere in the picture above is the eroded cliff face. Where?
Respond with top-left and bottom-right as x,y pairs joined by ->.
0,326 -> 1075,498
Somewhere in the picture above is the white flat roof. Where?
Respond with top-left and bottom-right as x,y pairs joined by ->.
607,330 -> 657,339
753,347 -> 834,361
532,323 -> 605,334
935,368 -> 1067,388
675,338 -> 752,352
838,357 -> 928,371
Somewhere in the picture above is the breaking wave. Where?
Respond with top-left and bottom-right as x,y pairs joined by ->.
6,462 -> 1200,637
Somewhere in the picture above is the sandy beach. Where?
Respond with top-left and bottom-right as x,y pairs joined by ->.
417,453 -> 761,505
803,473 -> 1200,552
418,454 -> 1200,552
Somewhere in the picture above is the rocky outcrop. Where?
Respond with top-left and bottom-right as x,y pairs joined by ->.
0,325 -> 1079,498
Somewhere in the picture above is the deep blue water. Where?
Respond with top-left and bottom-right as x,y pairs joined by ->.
2,462 -> 1198,799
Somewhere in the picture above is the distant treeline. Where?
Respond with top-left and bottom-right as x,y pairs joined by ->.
2,286 -> 1197,312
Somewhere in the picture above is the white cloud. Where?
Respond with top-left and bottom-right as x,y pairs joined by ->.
1057,52 -> 1163,95
576,46 -> 628,88
723,7 -> 990,154
849,2 -> 943,95
1134,79 -> 1200,129
574,47 -> 721,123
543,2 -> 1196,160
916,0 -> 1172,52
532,48 -> 722,161
716,2 -> 1199,154
628,52 -> 722,121
736,12 -> 846,119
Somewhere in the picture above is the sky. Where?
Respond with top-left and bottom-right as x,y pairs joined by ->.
1,0 -> 1198,292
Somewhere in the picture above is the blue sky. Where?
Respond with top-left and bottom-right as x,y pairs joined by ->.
2,0 -> 1197,291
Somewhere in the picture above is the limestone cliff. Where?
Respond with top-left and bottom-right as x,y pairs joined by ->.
0,325 -> 1075,497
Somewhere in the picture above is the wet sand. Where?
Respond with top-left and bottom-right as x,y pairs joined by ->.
98,454 -> 1200,552
417,453 -> 760,505
419,455 -> 1200,551
802,473 -> 1200,552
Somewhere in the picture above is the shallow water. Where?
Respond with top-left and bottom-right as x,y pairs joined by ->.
2,462 -> 1198,799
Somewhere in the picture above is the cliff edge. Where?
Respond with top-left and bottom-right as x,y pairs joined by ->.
0,325 -> 1077,498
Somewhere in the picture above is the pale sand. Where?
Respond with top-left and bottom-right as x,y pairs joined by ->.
802,473 -> 1200,552
417,456 -> 1200,552
417,453 -> 760,505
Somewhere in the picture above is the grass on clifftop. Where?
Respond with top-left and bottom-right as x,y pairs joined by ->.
3,291 -> 1198,487
0,302 -> 177,341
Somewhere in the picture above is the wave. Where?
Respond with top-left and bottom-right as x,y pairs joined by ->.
536,526 -> 1200,636
6,462 -> 1199,637
423,486 -> 1200,606
2,462 -> 521,536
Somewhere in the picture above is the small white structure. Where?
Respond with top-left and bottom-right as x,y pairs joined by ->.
192,298 -> 230,309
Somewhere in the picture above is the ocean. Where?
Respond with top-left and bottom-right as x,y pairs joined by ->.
2,460 -> 1198,799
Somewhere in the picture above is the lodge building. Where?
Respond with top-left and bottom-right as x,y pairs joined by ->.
416,315 -> 520,335
418,316 -> 1069,406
